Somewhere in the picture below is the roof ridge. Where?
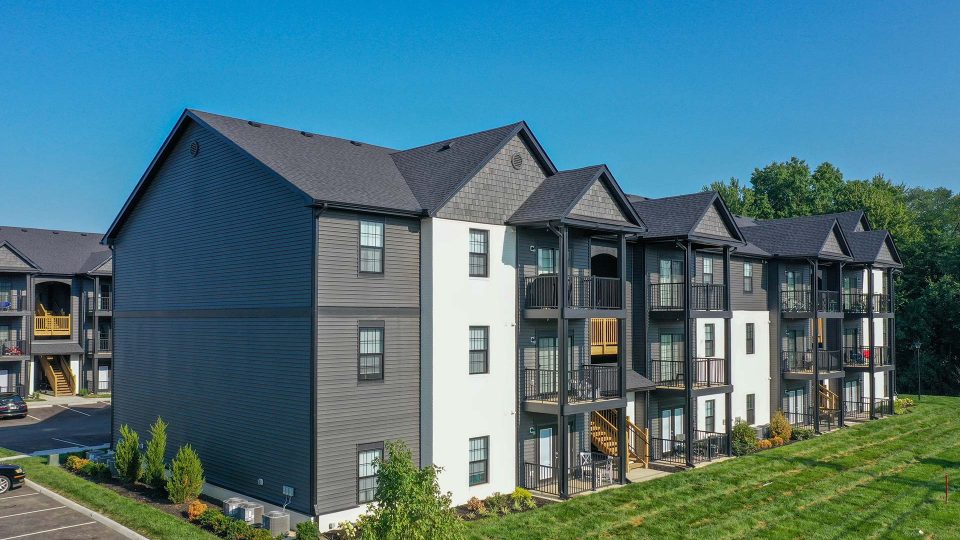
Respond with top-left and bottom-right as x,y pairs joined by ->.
0,225 -> 105,236
391,121 -> 523,155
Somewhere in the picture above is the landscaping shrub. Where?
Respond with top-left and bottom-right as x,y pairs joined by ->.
757,439 -> 773,450
465,496 -> 487,517
510,487 -> 536,511
337,519 -> 361,540
792,427 -> 815,441
197,508 -> 229,535
65,455 -> 90,473
144,417 -> 168,490
895,397 -> 915,414
770,436 -> 784,447
359,440 -> 464,539
167,445 -> 204,504
731,420 -> 758,456
485,492 -> 510,515
187,500 -> 208,521
78,388 -> 90,397
115,424 -> 143,484
295,519 -> 320,540
769,411 -> 792,441
80,461 -> 111,481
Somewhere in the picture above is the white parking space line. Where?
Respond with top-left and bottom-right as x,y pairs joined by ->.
24,415 -> 39,421
50,438 -> 84,447
0,506 -> 65,519
0,493 -> 37,501
0,521 -> 96,540
55,406 -> 90,417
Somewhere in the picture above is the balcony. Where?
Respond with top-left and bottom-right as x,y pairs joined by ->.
521,364 -> 621,406
590,318 -> 618,356
782,350 -> 843,376
842,346 -> 891,368
0,340 -> 25,357
86,337 -> 111,355
0,293 -> 27,313
781,288 -> 812,313
87,292 -> 112,313
817,290 -> 841,313
650,357 -> 726,389
648,283 -> 727,313
34,315 -> 71,337
842,293 -> 869,314
872,293 -> 892,314
523,275 -> 622,312
648,430 -> 729,467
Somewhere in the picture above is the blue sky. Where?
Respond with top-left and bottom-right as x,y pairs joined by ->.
1,1 -> 958,232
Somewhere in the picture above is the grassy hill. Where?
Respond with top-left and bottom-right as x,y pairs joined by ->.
468,396 -> 960,539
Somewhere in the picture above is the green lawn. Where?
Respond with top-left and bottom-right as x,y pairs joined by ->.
468,396 -> 960,539
2,453 -> 216,540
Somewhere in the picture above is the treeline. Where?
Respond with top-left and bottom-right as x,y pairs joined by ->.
705,158 -> 960,396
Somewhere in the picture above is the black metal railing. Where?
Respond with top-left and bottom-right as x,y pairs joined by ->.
99,336 -> 111,352
0,384 -> 25,397
784,409 -> 814,427
98,294 -> 112,311
569,453 -> 620,494
843,346 -> 890,367
649,437 -> 687,466
650,358 -> 725,388
521,365 -> 620,404
693,357 -> 726,387
649,283 -> 684,311
817,290 -> 841,312
818,350 -> 842,372
692,284 -> 727,311
872,293 -> 891,313
692,431 -> 729,463
0,340 -> 25,357
0,293 -> 26,312
842,293 -> 869,313
522,463 -> 559,496
782,351 -> 814,373
843,399 -> 870,420
781,288 -> 812,312
523,275 -> 621,310
650,360 -> 685,388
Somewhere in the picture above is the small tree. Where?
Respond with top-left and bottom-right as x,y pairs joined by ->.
361,440 -> 464,540
115,424 -> 142,484
167,445 -> 205,504
769,410 -> 793,441
144,417 -> 168,490
731,420 -> 758,456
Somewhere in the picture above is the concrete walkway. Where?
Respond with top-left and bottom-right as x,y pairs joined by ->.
25,395 -> 110,409
626,467 -> 673,483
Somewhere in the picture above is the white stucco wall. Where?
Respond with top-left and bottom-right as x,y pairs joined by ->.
694,317 -> 726,431
420,218 -> 517,506
730,311 -> 771,426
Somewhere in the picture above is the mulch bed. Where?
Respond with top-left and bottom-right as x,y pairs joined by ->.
68,470 -> 223,522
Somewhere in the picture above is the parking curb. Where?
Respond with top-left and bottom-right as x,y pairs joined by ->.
24,479 -> 148,540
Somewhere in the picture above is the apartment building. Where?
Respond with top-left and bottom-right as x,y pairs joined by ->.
0,226 -> 113,397
105,110 -> 899,528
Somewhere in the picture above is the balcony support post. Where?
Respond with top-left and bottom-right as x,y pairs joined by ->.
837,262 -> 845,428
888,268 -> 896,414
811,259 -> 821,434
868,265 -> 876,419
92,275 -> 100,393
723,246 -> 732,453
618,233 -> 627,483
684,242 -> 695,468
557,224 -> 570,498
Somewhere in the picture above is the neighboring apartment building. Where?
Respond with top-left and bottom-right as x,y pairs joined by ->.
0,226 -> 113,397
104,110 -> 900,528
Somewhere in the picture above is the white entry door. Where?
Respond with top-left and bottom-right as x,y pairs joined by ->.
98,364 -> 110,392
538,427 -> 554,480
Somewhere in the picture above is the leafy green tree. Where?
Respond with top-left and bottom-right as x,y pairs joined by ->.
167,445 -> 205,504
749,157 -> 812,218
809,162 -> 844,214
144,417 -> 168,490
705,177 -> 757,216
360,440 -> 464,540
115,424 -> 142,484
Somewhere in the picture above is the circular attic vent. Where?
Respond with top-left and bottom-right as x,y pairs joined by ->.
190,140 -> 200,157
511,153 -> 523,170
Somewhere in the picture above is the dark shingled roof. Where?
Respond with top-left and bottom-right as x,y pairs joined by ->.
739,215 -> 850,259
629,192 -> 717,238
0,226 -> 111,275
626,369 -> 655,391
846,230 -> 901,266
190,110 -> 424,212
508,165 -> 607,223
817,210 -> 868,233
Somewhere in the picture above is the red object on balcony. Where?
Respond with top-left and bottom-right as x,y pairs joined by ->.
862,349 -> 871,359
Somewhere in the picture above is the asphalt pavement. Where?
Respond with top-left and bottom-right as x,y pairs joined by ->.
0,403 -> 111,455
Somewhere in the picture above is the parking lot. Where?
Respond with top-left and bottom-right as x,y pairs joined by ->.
0,484 -> 127,540
0,403 -> 110,455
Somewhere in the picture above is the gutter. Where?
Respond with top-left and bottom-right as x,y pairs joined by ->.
312,200 -> 427,218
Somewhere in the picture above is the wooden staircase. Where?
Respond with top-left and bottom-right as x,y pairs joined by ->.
819,385 -> 839,411
40,356 -> 74,396
590,410 -> 649,470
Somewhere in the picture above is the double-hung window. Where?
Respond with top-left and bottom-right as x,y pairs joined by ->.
704,324 -> 715,357
469,326 -> 489,374
469,230 -> 489,277
358,325 -> 384,381
705,400 -> 716,432
469,436 -> 489,485
702,257 -> 714,285
746,394 -> 756,425
743,262 -> 753,293
746,323 -> 755,355
357,443 -> 383,504
359,220 -> 384,274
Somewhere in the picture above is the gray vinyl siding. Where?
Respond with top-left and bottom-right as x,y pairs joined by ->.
646,246 -> 685,285
781,263 -> 812,289
694,252 -> 724,285
692,203 -> 734,240
568,180 -> 629,224
0,247 -> 32,270
822,229 -> 844,256
730,257 -> 768,310
877,242 -> 896,264
111,120 -> 315,513
436,136 -> 547,225
314,210 -> 420,514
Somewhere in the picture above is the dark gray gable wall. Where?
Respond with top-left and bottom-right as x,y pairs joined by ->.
693,203 -> 735,240
0,246 -> 33,270
111,120 -> 315,513
568,179 -> 630,223
730,256 -> 768,311
876,241 -> 896,264
435,135 -> 547,224
821,228 -> 845,256
315,210 -> 420,515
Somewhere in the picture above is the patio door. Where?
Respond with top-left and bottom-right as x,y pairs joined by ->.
538,427 -> 554,480
660,406 -> 684,451
843,380 -> 861,411
659,332 -> 683,382
98,363 -> 110,392
537,337 -> 558,396
785,388 -> 804,422
659,259 -> 683,307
